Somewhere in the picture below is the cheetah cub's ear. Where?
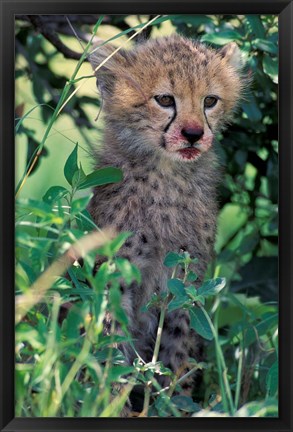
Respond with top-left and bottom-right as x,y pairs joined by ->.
89,43 -> 132,96
219,42 -> 244,71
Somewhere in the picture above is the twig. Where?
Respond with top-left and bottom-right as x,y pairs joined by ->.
65,15 -> 85,51
27,15 -> 83,60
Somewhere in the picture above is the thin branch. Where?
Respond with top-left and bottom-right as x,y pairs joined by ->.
65,15 -> 85,51
27,15 -> 83,60
16,14 -> 102,25
17,14 -> 154,50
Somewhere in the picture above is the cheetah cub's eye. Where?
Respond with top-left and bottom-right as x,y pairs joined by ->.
204,96 -> 219,109
154,95 -> 175,108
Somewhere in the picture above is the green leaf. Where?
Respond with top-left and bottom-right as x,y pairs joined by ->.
78,167 -> 123,190
185,286 -> 205,304
167,296 -> 189,312
231,256 -> 278,302
15,69 -> 27,79
195,295 -> 206,305
164,252 -> 184,268
98,334 -> 131,348
266,361 -> 278,396
65,306 -> 84,340
16,198 -> 63,224
64,144 -> 79,185
241,94 -> 262,122
154,394 -> 171,417
142,293 -> 165,311
71,164 -> 87,189
189,307 -> 213,340
171,15 -> 213,27
185,285 -> 198,300
238,231 -> 260,255
70,194 -> 93,215
94,262 -> 111,290
108,284 -> 128,325
15,322 -> 45,349
197,278 -> 226,298
245,15 -> 266,39
42,186 -> 68,204
16,260 -> 36,286
51,277 -> 73,290
166,278 -> 190,311
186,271 -> 198,282
32,75 -> 45,104
201,30 -> 242,45
107,365 -> 135,381
93,348 -> 125,363
167,278 -> 185,296
171,395 -> 201,413
253,38 -> 278,55
115,257 -> 141,285
263,54 -> 278,83
27,33 -> 43,59
97,232 -> 132,258
75,209 -> 96,232
240,313 -> 278,347
234,149 -> 247,169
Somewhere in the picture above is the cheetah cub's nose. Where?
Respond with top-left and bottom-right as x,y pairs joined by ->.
181,127 -> 204,144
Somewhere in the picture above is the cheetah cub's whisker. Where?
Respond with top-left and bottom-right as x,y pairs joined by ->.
88,35 -> 246,412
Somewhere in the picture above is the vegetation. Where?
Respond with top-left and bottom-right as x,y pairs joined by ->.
15,14 -> 278,417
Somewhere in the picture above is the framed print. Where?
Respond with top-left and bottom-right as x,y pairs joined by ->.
0,1 -> 292,431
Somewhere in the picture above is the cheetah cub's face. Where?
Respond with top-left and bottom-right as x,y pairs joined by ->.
90,35 -> 245,163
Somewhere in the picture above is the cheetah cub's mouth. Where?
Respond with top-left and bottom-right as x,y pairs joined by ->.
166,127 -> 214,162
177,147 -> 201,160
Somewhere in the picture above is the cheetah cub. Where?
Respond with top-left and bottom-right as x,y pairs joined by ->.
89,35 -> 245,398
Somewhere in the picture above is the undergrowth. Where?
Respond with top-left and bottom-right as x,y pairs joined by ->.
16,145 -> 278,417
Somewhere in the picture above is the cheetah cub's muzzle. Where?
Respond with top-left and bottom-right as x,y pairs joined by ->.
163,121 -> 214,162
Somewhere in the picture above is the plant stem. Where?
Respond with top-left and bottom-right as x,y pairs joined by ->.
167,364 -> 199,399
152,304 -> 167,364
140,384 -> 152,417
234,341 -> 244,410
98,319 -> 115,407
60,336 -> 91,398
199,304 -> 235,416
141,292 -> 172,417
150,377 -> 181,417
99,372 -> 140,417
140,302 -> 168,417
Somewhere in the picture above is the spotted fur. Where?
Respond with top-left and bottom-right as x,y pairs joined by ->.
88,35 -> 245,402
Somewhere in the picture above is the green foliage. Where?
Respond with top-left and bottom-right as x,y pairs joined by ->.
15,14 -> 278,418
15,193 -> 139,416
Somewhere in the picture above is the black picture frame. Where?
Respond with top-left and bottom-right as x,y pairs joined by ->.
1,1 -> 292,431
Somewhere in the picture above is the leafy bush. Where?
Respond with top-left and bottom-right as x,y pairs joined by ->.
15,14 -> 278,417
